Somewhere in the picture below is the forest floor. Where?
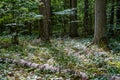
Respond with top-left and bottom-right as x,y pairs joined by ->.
0,35 -> 120,80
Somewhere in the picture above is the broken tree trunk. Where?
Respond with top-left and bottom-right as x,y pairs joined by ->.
0,58 -> 88,80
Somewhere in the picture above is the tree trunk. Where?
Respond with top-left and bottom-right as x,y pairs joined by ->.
70,0 -> 79,37
89,1 -> 94,35
83,0 -> 89,37
28,22 -> 32,35
110,0 -> 115,26
12,34 -> 19,44
63,0 -> 70,35
93,0 -> 107,47
116,0 -> 120,36
109,0 -> 115,37
11,26 -> 19,44
39,0 -> 51,42
0,25 -> 3,34
116,0 -> 120,26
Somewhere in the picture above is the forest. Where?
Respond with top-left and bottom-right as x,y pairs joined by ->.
0,0 -> 120,80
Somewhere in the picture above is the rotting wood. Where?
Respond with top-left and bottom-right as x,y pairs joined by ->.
0,57 -> 88,80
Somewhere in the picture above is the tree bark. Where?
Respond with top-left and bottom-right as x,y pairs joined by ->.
93,0 -> 107,45
70,0 -> 79,37
39,0 -> 51,42
116,0 -> 120,36
83,0 -> 89,37
63,0 -> 70,35
116,0 -> 120,26
11,26 -> 19,44
89,1 -> 94,35
109,0 -> 115,37
110,0 -> 115,26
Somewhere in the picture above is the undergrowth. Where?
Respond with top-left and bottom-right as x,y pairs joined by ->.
0,35 -> 120,80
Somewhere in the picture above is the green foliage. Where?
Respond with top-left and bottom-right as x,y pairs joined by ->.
0,0 -> 41,25
109,38 -> 120,53
0,0 -> 120,79
0,36 -> 120,79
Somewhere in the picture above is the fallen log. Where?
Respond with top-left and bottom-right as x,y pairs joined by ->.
0,57 -> 88,80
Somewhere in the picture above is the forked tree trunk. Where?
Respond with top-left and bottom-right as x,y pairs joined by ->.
39,0 -> 51,42
93,0 -> 107,45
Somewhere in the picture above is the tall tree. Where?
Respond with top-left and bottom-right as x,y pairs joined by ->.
83,0 -> 94,37
70,0 -> 79,37
39,0 -> 51,42
110,0 -> 115,26
116,0 -> 120,28
63,0 -> 70,34
93,0 -> 107,46
109,0 -> 115,37
83,0 -> 89,36
89,1 -> 94,35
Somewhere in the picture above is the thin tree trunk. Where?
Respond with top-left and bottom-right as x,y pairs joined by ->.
28,21 -> 32,35
83,0 -> 89,37
39,0 -> 51,42
11,25 -> 19,44
110,0 -> 115,26
70,0 -> 79,37
109,0 -> 115,37
63,0 -> 70,35
116,0 -> 120,36
89,1 -> 94,35
116,0 -> 120,26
